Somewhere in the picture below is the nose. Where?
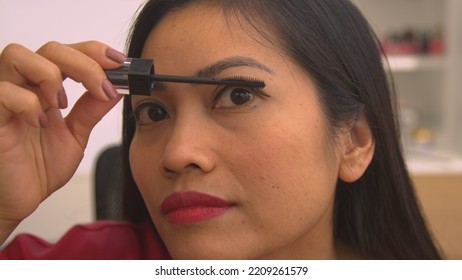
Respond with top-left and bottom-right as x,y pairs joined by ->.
159,117 -> 216,177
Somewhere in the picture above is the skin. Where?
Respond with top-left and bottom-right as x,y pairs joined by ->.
130,4 -> 358,259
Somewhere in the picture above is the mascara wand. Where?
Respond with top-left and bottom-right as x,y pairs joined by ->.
105,58 -> 265,95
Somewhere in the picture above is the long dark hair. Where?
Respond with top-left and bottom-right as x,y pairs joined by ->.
121,0 -> 442,259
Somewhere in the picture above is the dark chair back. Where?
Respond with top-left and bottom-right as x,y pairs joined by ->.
94,145 -> 124,220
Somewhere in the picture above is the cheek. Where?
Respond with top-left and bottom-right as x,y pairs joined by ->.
242,104 -> 336,180
229,111 -> 339,220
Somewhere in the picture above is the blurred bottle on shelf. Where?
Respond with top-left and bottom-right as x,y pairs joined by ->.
380,25 -> 444,56
399,98 -> 435,151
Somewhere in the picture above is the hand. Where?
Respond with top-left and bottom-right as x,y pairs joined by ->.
0,41 -> 124,241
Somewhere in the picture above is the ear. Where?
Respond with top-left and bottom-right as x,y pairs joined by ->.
338,112 -> 375,183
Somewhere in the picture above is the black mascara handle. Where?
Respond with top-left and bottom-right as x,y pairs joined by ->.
105,58 -> 154,95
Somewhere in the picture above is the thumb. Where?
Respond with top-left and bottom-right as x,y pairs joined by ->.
65,91 -> 123,148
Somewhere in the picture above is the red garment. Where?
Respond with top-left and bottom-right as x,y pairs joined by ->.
0,220 -> 171,260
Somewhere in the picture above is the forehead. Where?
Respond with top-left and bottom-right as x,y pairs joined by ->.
140,3 -> 281,72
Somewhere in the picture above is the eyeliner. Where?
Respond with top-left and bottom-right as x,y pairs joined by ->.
105,58 -> 265,95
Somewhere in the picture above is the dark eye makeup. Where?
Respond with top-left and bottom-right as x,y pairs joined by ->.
213,85 -> 270,109
132,76 -> 270,125
134,102 -> 169,124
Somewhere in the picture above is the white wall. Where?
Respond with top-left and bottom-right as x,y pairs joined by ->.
445,0 -> 462,155
0,0 -> 146,244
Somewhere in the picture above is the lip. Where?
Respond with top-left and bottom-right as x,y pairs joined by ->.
160,191 -> 234,225
160,192 -> 234,224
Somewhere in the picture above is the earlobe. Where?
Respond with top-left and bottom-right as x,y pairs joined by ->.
338,112 -> 375,183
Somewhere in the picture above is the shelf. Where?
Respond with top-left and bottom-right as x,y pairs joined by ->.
383,55 -> 445,72
405,147 -> 462,175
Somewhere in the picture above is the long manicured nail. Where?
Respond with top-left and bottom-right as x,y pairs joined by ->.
57,86 -> 68,109
106,48 -> 127,64
39,112 -> 49,128
102,79 -> 118,100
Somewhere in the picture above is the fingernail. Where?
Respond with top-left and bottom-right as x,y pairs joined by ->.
39,112 -> 49,128
102,79 -> 118,100
57,86 -> 68,109
106,48 -> 127,64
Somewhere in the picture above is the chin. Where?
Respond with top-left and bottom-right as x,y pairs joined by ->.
168,245 -> 246,260
161,231 -> 256,260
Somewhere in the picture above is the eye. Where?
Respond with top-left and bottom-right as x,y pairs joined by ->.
214,87 -> 255,108
134,101 -> 169,125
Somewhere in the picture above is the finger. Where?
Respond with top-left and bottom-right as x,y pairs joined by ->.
0,43 -> 64,109
36,41 -> 126,102
64,91 -> 123,148
0,81 -> 46,129
68,41 -> 127,68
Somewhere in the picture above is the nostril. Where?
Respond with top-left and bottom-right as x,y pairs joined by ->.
185,163 -> 201,169
161,163 -> 201,177
163,167 -> 176,174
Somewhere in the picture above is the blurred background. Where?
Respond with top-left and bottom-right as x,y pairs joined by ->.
355,0 -> 462,259
1,0 -> 461,258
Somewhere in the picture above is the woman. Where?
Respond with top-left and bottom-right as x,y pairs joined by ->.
0,0 -> 441,259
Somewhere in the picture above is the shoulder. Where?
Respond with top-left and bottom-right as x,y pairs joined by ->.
0,220 -> 170,260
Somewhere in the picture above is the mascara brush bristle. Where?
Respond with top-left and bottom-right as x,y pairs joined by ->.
220,76 -> 266,88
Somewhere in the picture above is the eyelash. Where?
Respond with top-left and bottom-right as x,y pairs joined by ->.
213,86 -> 270,109
133,77 -> 269,125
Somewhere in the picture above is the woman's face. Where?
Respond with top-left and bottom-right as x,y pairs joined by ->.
129,4 -> 343,259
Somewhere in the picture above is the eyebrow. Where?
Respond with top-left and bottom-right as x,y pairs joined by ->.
153,56 -> 273,91
196,56 -> 274,77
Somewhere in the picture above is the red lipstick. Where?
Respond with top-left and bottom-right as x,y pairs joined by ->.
160,191 -> 233,224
